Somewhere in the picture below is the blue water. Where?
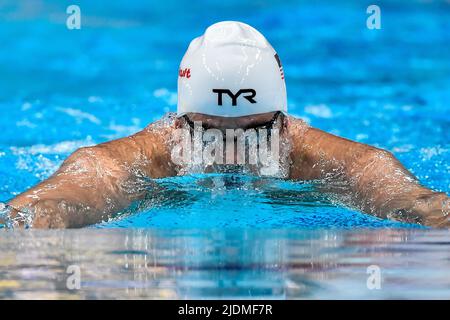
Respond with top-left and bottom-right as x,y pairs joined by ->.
1,228 -> 450,299
0,0 -> 449,229
95,174 -> 418,228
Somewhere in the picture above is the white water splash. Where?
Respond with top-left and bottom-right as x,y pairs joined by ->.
174,116 -> 290,179
11,137 -> 96,179
11,137 -> 95,156
57,107 -> 101,124
304,104 -> 333,119
420,146 -> 447,161
153,88 -> 177,107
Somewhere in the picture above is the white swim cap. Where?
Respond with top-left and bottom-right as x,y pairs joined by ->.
177,21 -> 287,117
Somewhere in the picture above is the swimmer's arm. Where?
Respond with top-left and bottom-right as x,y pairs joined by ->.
288,118 -> 449,227
5,124 -> 177,228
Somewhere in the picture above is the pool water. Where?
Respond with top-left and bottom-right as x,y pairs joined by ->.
95,174 -> 418,229
0,0 -> 449,298
1,228 -> 450,299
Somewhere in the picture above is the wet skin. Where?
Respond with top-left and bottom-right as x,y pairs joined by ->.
5,112 -> 450,228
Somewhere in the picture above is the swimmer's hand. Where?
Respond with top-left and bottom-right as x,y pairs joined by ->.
286,116 -> 450,228
7,119 -> 178,228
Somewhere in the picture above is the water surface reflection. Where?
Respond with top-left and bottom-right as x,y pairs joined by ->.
0,229 -> 449,299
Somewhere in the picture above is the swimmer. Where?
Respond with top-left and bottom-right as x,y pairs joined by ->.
3,21 -> 449,228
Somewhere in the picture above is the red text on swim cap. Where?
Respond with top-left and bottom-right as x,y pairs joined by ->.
179,68 -> 191,78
